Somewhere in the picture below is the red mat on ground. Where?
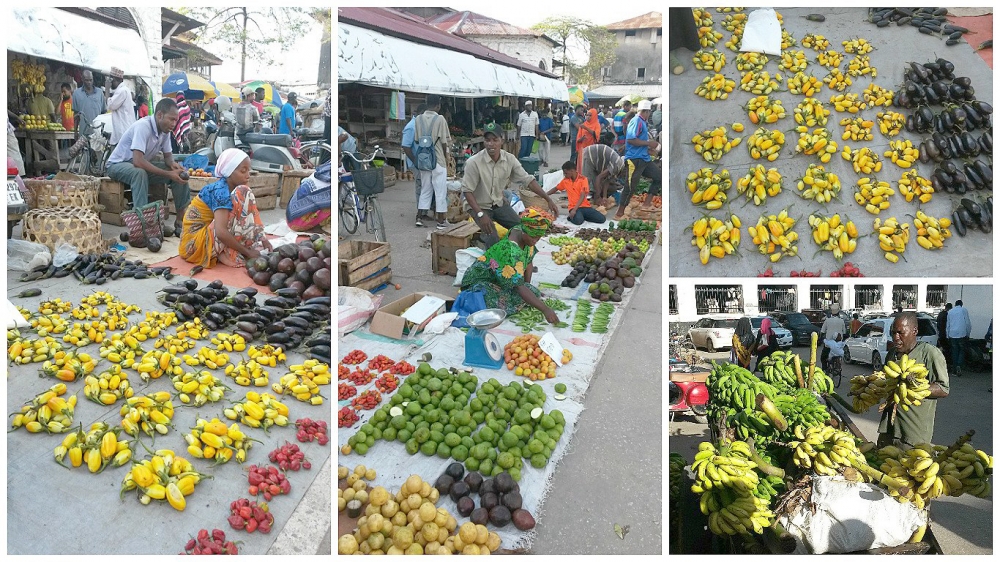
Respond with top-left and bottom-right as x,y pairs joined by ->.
949,14 -> 993,69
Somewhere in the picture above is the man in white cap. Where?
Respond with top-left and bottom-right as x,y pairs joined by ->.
516,100 -> 540,159
235,86 -> 260,141
106,67 -> 135,145
820,303 -> 847,371
615,99 -> 661,219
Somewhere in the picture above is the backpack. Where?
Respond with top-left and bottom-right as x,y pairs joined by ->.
413,114 -> 440,172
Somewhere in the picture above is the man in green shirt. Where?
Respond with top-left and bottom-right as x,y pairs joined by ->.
877,313 -> 950,448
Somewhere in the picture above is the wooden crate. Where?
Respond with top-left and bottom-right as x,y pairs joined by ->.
382,165 -> 397,188
248,171 -> 280,194
255,194 -> 277,211
431,221 -> 481,276
446,191 -> 469,223
352,268 -> 393,292
339,240 -> 392,286
280,170 -> 313,208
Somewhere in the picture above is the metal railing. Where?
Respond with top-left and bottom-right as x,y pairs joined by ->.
759,285 -> 797,313
855,285 -> 883,310
669,285 -> 679,315
893,285 -> 918,309
926,285 -> 948,308
695,285 -> 744,315
809,286 -> 843,310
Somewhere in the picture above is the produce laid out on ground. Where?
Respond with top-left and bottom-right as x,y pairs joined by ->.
669,336 -> 993,554
670,7 -> 993,277
6,271 -> 332,554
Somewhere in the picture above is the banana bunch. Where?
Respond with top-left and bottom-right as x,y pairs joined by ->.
693,8 -> 713,27
786,72 -> 822,96
211,332 -> 248,353
175,318 -> 209,340
740,70 -> 782,95
898,170 -> 934,203
797,163 -> 842,203
842,37 -> 873,54
795,127 -> 839,162
730,409 -> 779,443
772,388 -> 832,428
8,336 -> 64,364
10,383 -> 75,433
119,392 -> 175,438
247,344 -> 287,368
779,50 -> 808,73
883,355 -> 932,411
56,422 -> 131,473
734,52 -> 767,72
801,33 -> 830,51
790,425 -> 863,476
61,320 -> 109,347
876,111 -> 906,137
272,359 -> 331,404
224,391 -> 290,431
122,450 -> 209,511
692,214 -> 742,265
756,350 -> 836,394
840,117 -> 874,142
884,139 -> 918,169
781,30 -> 797,50
696,73 -> 736,101
692,441 -> 775,535
748,211 -> 799,262
185,418 -> 254,463
830,92 -> 863,113
854,177 -> 894,215
37,298 -> 73,315
154,334 -> 197,355
914,210 -> 952,250
11,59 -> 46,87
669,453 -> 687,499
173,370 -> 229,406
849,373 -> 891,412
816,50 -> 844,69
794,97 -> 830,127
692,126 -> 740,163
823,69 -> 852,92
809,213 -> 858,259
843,146 -> 883,174
747,127 -> 785,161
135,349 -> 184,382
182,346 -> 231,370
706,362 -> 779,419
746,95 -> 786,124
99,333 -> 145,368
30,313 -> 68,337
738,164 -> 782,205
84,364 -> 134,405
39,351 -> 98,382
873,216 -> 910,262
934,439 -> 993,499
846,55 -> 876,77
687,167 -> 732,208
693,48 -> 727,72
225,359 -> 270,387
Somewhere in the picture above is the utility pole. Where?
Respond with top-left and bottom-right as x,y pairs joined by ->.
240,8 -> 248,82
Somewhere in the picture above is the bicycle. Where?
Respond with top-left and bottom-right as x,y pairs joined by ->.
296,139 -> 332,169
828,355 -> 843,388
66,121 -> 113,176
339,147 -> 387,243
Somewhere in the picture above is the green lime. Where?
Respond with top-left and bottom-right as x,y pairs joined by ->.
465,457 -> 480,472
540,414 -> 556,430
429,430 -> 444,444
508,467 -> 522,482
420,441 -> 437,456
460,436 -> 475,450
391,415 -> 407,430
472,411 -> 486,424
451,444 -> 469,462
417,362 -> 432,375
397,429 -> 411,443
491,465 -> 503,477
507,446 -> 522,460
478,426 -> 495,443
417,390 -> 432,405
528,439 -> 544,454
469,398 -> 483,412
355,442 -> 369,455
382,427 -> 397,442
479,458 -> 493,475
457,426 -> 472,438
513,409 -> 531,425
436,442 -> 451,459
501,431 -> 518,448
551,410 -> 565,425
405,438 -> 419,455
487,448 -> 497,461
503,386 -> 519,400
440,397 -> 456,411
530,453 -> 546,468
427,377 -> 442,392
445,432 -> 461,447
414,427 -> 430,444
371,427 -> 383,440
554,383 -> 567,394
472,443 -> 490,460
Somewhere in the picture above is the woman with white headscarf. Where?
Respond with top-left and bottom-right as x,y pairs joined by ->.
179,148 -> 272,268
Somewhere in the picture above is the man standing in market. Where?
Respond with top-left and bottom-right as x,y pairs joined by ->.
235,86 -> 260,142
877,313 -> 950,448
106,98 -> 191,234
937,303 -> 952,369
579,141 -> 626,205
462,123 -> 560,248
321,90 -> 331,164
278,92 -> 298,136
71,70 -> 105,130
27,88 -> 56,122
615,100 -> 661,219
106,67 -> 135,146
59,83 -> 75,132
401,103 -> 429,226
946,300 -> 972,377
413,95 -> 451,230
568,105 -> 585,164
820,303 -> 847,371
613,100 -> 631,152
516,100 -> 540,159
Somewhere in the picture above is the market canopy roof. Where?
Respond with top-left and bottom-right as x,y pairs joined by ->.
587,84 -> 663,101
9,7 -> 153,86
338,22 -> 568,100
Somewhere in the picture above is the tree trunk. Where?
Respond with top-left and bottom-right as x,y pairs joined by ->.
240,8 -> 248,82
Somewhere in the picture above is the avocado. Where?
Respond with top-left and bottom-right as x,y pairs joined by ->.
489,505 -> 512,527
470,507 -> 489,526
446,462 -> 465,481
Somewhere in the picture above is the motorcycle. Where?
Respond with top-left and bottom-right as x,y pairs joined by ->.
669,370 -> 710,424
195,103 -> 301,171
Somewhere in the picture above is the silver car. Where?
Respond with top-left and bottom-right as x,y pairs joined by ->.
687,315 -> 741,352
749,316 -> 794,349
844,316 -> 939,369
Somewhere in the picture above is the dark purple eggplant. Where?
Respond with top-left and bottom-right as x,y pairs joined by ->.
204,311 -> 226,326
952,211 -> 967,236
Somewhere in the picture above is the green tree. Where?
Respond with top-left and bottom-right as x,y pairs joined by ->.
532,17 -> 617,86
180,7 -> 313,82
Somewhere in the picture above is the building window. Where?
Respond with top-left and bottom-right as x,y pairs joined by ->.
694,286 -> 744,315
637,67 -> 646,79
602,66 -> 612,78
854,285 -> 884,310
625,30 -> 637,37
657,28 -> 663,36
758,285 -> 797,313
892,285 -> 918,310
926,285 -> 947,308
539,60 -> 546,71
669,285 -> 678,315
809,285 -> 843,310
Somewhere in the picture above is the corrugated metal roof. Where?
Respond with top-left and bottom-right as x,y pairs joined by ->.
605,11 -> 662,30
587,84 -> 663,99
337,7 -> 559,79
425,11 -> 560,46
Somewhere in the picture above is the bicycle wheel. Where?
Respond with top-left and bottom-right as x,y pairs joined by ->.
339,187 -> 360,234
67,148 -> 91,176
366,197 -> 386,243
308,143 -> 332,168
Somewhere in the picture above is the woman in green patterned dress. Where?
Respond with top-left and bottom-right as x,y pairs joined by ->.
461,209 -> 560,324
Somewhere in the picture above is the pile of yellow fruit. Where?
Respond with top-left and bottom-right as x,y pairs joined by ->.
787,72 -> 822,96
740,70 -> 781,94
693,8 -> 713,27
224,391 -> 289,431
855,177 -> 895,215
39,350 -> 98,382
795,127 -> 838,162
914,210 -> 952,250
796,163 -> 842,203
808,213 -> 858,260
120,391 -> 175,437
695,73 -> 736,101
843,146 -> 883,174
884,139 -> 919,169
779,50 -> 809,72
794,97 -> 830,127
801,33 -> 830,51
816,50 -> 844,69
699,26 -> 723,48
692,214 -> 742,264
746,95 -> 785,124
84,364 -> 135,405
173,370 -> 228,406
184,417 -> 253,463
693,49 -> 726,72
738,164 -> 782,205
692,125 -> 740,163
876,111 -> 906,137
55,422 -> 131,473
898,170 -> 934,203
747,128 -> 785,161
10,383 -> 75,434
840,117 -> 874,142
874,216 -> 910,262
830,93 -> 863,113
823,69 -> 852,92
843,37 -> 874,54
863,83 -> 894,108
272,359 -> 330,404
122,451 -> 209,511
735,52 -> 767,72
687,167 -> 732,209
846,55 -> 877,77
748,210 -> 798,262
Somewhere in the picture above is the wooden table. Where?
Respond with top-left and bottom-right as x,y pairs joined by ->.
17,130 -> 76,176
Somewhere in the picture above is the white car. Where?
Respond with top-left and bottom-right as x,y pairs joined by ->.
844,316 -> 939,369
687,315 -> 741,352
748,316 -> 794,349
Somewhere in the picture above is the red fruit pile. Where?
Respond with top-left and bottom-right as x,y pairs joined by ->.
342,350 -> 368,365
181,528 -> 238,555
830,261 -> 864,277
269,442 -> 311,471
347,368 -> 375,386
374,373 -> 399,393
391,360 -> 416,375
758,266 -> 777,277
338,364 -> 351,380
790,269 -> 822,277
351,389 -> 382,410
368,354 -> 395,372
295,418 -> 329,445
228,498 -> 274,534
248,464 -> 291,501
339,406 -> 359,428
339,383 -> 358,400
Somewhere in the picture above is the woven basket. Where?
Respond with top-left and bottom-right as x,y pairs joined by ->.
22,207 -> 108,255
23,176 -> 101,212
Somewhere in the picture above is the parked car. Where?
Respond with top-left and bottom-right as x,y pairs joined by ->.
802,308 -> 852,329
770,311 -> 821,346
747,316 -> 793,349
687,315 -> 741,352
844,316 -> 939,369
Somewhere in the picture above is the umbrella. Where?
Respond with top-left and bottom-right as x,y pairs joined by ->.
567,86 -> 588,106
614,94 -> 644,107
651,97 -> 664,106
162,72 -> 218,99
240,80 -> 283,108
211,81 -> 241,102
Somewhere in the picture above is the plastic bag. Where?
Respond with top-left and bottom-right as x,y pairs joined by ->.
424,312 -> 459,335
7,239 -> 50,272
505,190 -> 525,214
446,180 -> 463,193
52,243 -> 79,268
740,8 -> 782,56
453,247 -> 485,287
450,290 -> 487,329
338,286 -> 382,337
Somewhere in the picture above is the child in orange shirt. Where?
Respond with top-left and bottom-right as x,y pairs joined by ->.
546,161 -> 607,225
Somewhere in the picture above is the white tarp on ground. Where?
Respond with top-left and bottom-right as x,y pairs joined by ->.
8,8 -> 154,85
338,23 -> 569,101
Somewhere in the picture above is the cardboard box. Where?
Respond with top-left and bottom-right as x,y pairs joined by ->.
369,291 -> 454,340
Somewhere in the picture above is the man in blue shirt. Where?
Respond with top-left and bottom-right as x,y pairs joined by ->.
613,100 -> 631,153
401,103 -> 429,226
946,299 -> 972,377
278,92 -> 298,136
71,70 -> 106,131
615,100 -> 660,220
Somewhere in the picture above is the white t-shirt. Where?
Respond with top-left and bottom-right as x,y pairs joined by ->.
560,115 -> 570,133
821,316 -> 846,340
824,339 -> 845,357
517,110 -> 538,137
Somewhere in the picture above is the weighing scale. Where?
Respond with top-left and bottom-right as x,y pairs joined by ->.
463,309 -> 506,369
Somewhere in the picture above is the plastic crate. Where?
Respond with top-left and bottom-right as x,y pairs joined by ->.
519,156 -> 540,175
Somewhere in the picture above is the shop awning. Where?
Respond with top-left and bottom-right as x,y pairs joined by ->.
8,8 -> 153,85
338,23 -> 568,101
